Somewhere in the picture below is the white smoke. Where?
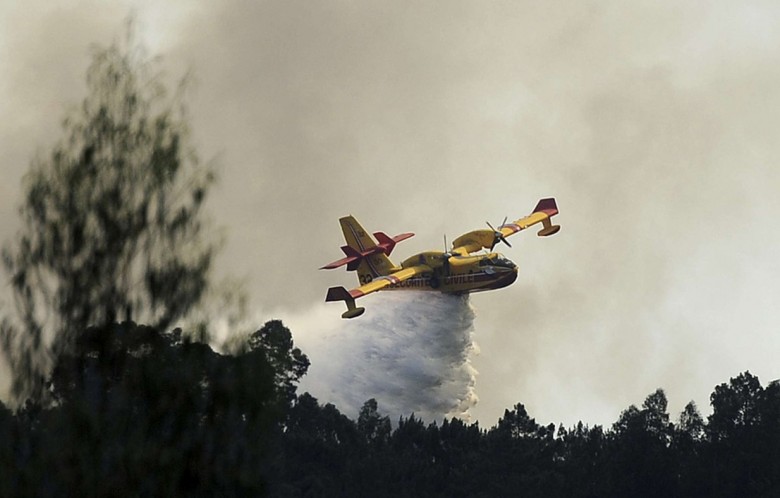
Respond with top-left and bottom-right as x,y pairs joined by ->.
285,291 -> 479,423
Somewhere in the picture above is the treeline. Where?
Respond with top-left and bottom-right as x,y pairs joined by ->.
269,372 -> 780,497
0,320 -> 306,496
1,321 -> 779,497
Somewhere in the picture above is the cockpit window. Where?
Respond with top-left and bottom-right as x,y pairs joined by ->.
494,256 -> 515,269
479,254 -> 516,269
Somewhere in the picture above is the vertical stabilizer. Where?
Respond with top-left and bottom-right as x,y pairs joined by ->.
339,216 -> 396,283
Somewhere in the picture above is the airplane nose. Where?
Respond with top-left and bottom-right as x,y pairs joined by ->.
497,267 -> 518,288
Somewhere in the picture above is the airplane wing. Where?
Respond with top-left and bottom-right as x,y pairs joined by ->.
498,197 -> 560,238
451,198 -> 560,256
325,265 -> 431,318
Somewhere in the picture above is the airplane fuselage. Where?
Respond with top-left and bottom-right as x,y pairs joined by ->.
383,267 -> 518,293
362,251 -> 518,294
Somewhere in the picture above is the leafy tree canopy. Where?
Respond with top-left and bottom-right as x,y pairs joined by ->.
2,30 -> 217,402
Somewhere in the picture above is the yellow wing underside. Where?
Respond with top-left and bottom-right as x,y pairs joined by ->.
350,265 -> 431,298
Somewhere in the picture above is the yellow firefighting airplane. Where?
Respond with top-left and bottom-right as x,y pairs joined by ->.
322,198 -> 560,318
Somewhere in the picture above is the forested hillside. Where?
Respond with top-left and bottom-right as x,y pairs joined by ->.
1,320 -> 778,496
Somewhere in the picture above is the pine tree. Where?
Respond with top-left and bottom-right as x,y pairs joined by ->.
3,30 -> 216,402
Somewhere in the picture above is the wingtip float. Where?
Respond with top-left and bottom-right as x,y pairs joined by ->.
321,197 -> 560,318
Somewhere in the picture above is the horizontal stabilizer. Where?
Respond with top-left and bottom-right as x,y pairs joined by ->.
320,245 -> 362,270
321,231 -> 413,270
374,231 -> 414,256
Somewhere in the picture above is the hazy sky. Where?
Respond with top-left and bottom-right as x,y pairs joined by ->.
2,0 -> 780,427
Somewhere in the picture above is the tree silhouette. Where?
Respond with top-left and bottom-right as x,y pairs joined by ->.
246,319 -> 310,408
3,319 -> 308,495
2,31 -> 216,402
606,390 -> 676,497
357,398 -> 391,445
706,372 -> 780,496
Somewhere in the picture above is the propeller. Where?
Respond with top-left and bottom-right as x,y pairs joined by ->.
486,216 -> 512,251
441,234 -> 458,268
443,234 -> 453,259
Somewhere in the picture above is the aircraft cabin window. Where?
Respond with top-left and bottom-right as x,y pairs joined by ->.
479,254 -> 516,269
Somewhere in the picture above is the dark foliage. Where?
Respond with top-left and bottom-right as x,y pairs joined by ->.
2,320 -> 780,497
0,320 -> 306,496
258,371 -> 780,498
